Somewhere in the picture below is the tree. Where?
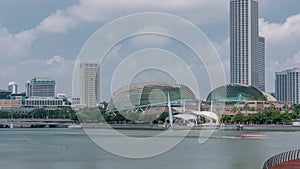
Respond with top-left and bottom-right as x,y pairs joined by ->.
221,115 -> 232,123
293,104 -> 300,116
231,106 -> 238,114
283,104 -> 289,111
232,112 -> 245,123
244,103 -> 250,115
281,112 -> 292,123
258,95 -> 267,101
157,112 -> 169,122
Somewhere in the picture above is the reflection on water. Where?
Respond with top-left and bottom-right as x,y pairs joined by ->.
0,128 -> 299,169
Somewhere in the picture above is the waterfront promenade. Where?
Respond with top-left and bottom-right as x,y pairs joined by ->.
270,159 -> 300,169
0,118 -> 73,128
262,149 -> 300,169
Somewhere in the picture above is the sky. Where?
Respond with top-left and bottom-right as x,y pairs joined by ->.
0,0 -> 300,101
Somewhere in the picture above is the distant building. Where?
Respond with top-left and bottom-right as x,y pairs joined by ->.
230,0 -> 265,91
8,82 -> 18,94
0,99 -> 20,109
24,97 -> 63,107
275,68 -> 300,103
205,84 -> 288,116
107,82 -> 196,113
80,63 -> 100,107
0,89 -> 11,100
57,93 -> 67,99
26,77 -> 55,98
68,97 -> 80,105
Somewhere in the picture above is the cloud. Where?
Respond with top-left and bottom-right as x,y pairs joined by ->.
0,0 -> 228,64
0,28 -> 36,60
259,13 -> 300,92
259,13 -> 300,44
46,55 -> 66,65
0,55 -> 75,94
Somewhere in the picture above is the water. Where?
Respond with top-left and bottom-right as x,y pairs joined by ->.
0,128 -> 299,169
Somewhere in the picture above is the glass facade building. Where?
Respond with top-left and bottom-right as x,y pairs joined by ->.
107,82 -> 196,111
206,84 -> 265,102
275,68 -> 300,103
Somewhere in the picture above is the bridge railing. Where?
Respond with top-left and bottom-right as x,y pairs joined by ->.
262,149 -> 300,169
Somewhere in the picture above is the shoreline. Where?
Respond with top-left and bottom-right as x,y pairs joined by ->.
80,124 -> 300,131
2,123 -> 300,131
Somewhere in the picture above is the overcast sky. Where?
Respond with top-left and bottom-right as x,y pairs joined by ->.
0,0 -> 300,100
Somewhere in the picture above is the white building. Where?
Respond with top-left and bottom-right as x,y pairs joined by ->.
275,68 -> 300,103
25,97 -> 63,107
230,0 -> 265,91
80,62 -> 100,107
8,82 -> 18,94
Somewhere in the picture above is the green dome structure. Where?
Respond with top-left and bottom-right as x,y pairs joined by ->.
206,84 -> 269,102
107,82 -> 196,111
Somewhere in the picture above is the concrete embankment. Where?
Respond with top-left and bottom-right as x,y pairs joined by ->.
223,125 -> 300,131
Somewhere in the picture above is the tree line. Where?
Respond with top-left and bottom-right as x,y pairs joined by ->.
221,104 -> 300,124
0,107 -> 78,121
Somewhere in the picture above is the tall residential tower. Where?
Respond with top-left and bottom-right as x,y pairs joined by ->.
275,68 -> 300,104
230,0 -> 265,91
80,62 -> 100,107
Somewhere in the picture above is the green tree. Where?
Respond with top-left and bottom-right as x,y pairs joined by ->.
244,103 -> 250,115
258,95 -> 267,101
232,112 -> 245,123
157,112 -> 169,122
231,106 -> 238,114
293,104 -> 300,116
280,112 -> 292,123
221,115 -> 232,123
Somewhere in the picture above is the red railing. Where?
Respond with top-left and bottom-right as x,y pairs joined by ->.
262,149 -> 300,169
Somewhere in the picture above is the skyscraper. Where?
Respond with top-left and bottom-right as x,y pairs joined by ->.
25,77 -> 55,97
230,0 -> 265,91
8,82 -> 18,94
80,62 -> 100,107
257,36 -> 265,91
275,68 -> 300,103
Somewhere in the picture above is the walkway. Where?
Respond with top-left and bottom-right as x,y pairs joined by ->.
270,158 -> 300,169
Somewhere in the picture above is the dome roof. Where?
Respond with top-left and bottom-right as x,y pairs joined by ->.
206,84 -> 273,101
107,82 -> 196,111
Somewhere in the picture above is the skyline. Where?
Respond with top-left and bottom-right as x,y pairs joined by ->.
0,0 -> 300,100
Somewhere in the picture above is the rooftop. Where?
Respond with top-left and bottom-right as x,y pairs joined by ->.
31,77 -> 55,82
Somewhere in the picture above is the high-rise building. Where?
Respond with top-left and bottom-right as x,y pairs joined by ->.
275,68 -> 300,103
257,36 -> 265,91
8,82 -> 18,94
25,77 -> 55,98
80,62 -> 100,107
230,0 -> 265,91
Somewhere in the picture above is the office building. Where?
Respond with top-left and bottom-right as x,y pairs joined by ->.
275,68 -> 300,103
230,0 -> 265,91
80,62 -> 100,107
257,37 -> 265,91
8,82 -> 18,94
26,77 -> 55,98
